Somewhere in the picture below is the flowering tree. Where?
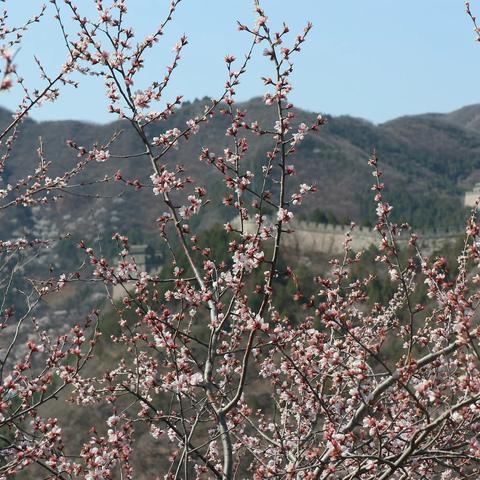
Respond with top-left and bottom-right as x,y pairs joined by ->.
1,1 -> 480,479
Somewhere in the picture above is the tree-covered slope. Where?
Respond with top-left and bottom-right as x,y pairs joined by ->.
2,99 -> 480,244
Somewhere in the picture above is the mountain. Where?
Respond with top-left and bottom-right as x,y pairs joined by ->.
442,104 -> 480,131
2,99 -> 480,252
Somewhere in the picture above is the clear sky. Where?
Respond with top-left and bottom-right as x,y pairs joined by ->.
1,0 -> 479,124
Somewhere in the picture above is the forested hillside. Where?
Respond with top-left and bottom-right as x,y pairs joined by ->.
2,99 -> 479,250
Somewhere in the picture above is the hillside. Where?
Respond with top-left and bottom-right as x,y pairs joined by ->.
2,99 -> 480,250
3,100 -> 480,479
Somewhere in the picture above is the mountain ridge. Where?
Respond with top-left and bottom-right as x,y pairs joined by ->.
1,98 -> 480,247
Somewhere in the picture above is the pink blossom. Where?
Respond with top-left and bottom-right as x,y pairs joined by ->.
277,207 -> 293,223
92,149 -> 110,162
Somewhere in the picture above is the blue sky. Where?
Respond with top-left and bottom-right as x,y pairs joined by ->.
1,0 -> 479,124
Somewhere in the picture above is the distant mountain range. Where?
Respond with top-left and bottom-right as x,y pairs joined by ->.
2,99 -> 480,249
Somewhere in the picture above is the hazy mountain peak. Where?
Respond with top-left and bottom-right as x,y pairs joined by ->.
443,104 -> 480,130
